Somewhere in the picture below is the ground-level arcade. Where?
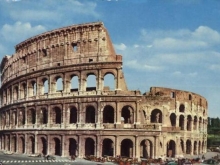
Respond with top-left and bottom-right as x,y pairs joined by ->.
0,132 -> 206,159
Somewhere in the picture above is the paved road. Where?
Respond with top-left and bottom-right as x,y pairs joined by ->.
0,152 -> 116,165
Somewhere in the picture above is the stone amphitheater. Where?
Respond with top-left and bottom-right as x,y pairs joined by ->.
0,22 -> 207,160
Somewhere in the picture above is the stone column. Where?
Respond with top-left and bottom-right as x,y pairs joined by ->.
61,135 -> 65,156
47,105 -> 51,126
97,69 -> 102,95
47,134 -> 50,155
24,134 -> 27,154
115,136 -> 120,157
34,134 -> 38,154
135,101 -> 140,124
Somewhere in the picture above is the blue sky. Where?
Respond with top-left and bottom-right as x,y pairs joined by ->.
0,0 -> 220,117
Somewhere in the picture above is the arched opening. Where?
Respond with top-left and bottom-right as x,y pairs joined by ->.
56,77 -> 63,92
40,137 -> 47,155
140,139 -> 153,159
194,141 -> 197,155
52,107 -> 62,124
70,107 -> 77,124
187,115 -> 192,131
41,108 -> 48,124
102,139 -> 114,156
28,109 -> 36,124
69,138 -> 77,156
21,83 -> 27,99
43,79 -> 49,94
198,141 -> 201,154
179,104 -> 185,112
85,138 -> 95,156
28,137 -> 35,154
194,116 -> 198,130
11,136 -> 16,153
167,140 -> 176,157
86,74 -> 96,91
121,139 -> 133,157
151,109 -> 162,123
170,113 -> 176,126
70,75 -> 79,92
186,140 -> 191,154
13,86 -> 19,101
121,106 -> 133,124
86,106 -> 95,123
179,115 -> 184,130
54,138 -> 61,156
19,137 -> 25,153
103,106 -> 114,123
103,73 -> 115,90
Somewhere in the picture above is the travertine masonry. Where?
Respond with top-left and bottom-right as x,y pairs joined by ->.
0,22 -> 207,159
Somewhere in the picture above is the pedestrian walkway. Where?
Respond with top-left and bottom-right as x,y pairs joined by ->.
0,159 -> 74,164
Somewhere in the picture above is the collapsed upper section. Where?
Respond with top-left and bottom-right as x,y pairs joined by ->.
1,22 -> 122,84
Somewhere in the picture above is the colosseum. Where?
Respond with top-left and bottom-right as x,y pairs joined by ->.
0,22 -> 207,160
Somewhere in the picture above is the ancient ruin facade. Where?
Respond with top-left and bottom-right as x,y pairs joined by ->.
0,22 -> 207,159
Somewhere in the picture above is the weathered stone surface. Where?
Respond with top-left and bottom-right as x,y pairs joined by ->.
0,22 -> 207,159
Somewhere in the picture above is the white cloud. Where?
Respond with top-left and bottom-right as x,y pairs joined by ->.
120,26 -> 220,74
1,21 -> 46,43
114,43 -> 127,51
8,0 -> 99,23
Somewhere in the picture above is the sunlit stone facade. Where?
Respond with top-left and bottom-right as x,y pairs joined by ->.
0,22 -> 207,159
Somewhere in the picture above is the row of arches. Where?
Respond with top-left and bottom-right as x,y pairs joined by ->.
1,105 -> 206,132
0,134 -> 206,158
2,71 -> 117,105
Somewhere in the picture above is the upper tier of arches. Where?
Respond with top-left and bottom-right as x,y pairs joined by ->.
1,22 -> 120,85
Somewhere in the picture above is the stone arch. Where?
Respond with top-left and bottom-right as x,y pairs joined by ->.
69,138 -> 77,156
53,137 -> 61,156
167,140 -> 176,157
103,72 -> 115,90
18,109 -> 25,126
11,135 -> 16,153
86,73 -> 97,91
86,105 -> 95,123
85,138 -> 95,156
103,105 -> 114,123
179,104 -> 185,112
27,136 -> 35,154
70,74 -> 79,92
52,106 -> 62,124
12,111 -> 17,126
199,117 -> 202,131
121,105 -> 134,124
193,141 -> 197,155
27,108 -> 36,125
102,138 -> 114,156
56,76 -> 63,92
170,113 -> 176,126
187,115 -> 192,131
186,139 -> 191,154
18,136 -> 25,153
39,108 -> 48,124
151,109 -> 162,123
179,115 -> 184,130
69,106 -> 77,124
13,86 -> 19,101
194,116 -> 198,130
28,80 -> 36,97
20,82 -> 27,99
42,78 -> 49,94
198,141 -> 201,154
140,139 -> 153,159
121,139 -> 133,157
39,137 -> 47,155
